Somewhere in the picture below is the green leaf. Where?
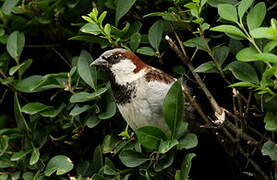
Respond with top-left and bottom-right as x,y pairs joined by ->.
207,0 -> 237,7
0,160 -> 14,168
252,53 -> 277,63
9,58 -> 32,76
86,115 -> 101,128
119,150 -> 148,168
69,105 -> 91,116
0,135 -> 9,156
228,82 -> 256,88
261,141 -> 277,161
14,93 -> 30,131
44,155 -> 74,176
214,46 -> 229,66
148,20 -> 164,51
238,0 -> 253,21
98,11 -> 107,25
247,2 -> 266,30
93,145 -> 103,171
130,32 -> 141,51
6,31 -> 25,62
78,50 -> 97,90
115,0 -> 136,26
194,61 -> 218,73
210,25 -> 246,39
163,80 -> 184,138
264,112 -> 277,132
98,92 -> 116,120
70,87 -> 108,103
22,172 -> 34,180
250,27 -> 276,39
40,103 -> 66,118
158,139 -> 179,154
263,41 -> 277,53
136,126 -> 166,150
136,47 -> 156,56
10,150 -> 31,161
103,157 -> 118,175
224,61 -> 259,83
80,23 -> 101,35
183,37 -> 210,52
1,0 -> 18,15
218,4 -> 238,23
29,148 -> 40,165
177,133 -> 198,150
180,153 -> 196,180
21,102 -> 51,115
236,47 -> 258,62
104,24 -> 111,37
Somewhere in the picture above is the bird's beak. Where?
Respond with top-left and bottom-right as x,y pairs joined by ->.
90,57 -> 109,67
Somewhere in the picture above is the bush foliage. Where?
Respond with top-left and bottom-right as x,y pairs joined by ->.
0,0 -> 276,180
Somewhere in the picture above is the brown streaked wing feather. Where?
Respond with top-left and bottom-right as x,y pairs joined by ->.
145,68 -> 175,84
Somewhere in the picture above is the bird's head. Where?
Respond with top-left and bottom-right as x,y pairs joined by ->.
91,48 -> 148,84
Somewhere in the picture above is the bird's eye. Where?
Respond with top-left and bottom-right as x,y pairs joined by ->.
112,54 -> 119,59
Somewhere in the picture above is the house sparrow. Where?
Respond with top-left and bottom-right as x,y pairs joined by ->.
91,48 -> 185,131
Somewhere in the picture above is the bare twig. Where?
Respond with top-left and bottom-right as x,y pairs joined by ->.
239,147 -> 270,180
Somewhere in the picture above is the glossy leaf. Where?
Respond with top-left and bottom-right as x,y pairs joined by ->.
119,150 -> 148,167
69,105 -> 91,116
250,27 -> 276,39
236,47 -> 258,62
93,145 -> 103,171
98,92 -> 116,120
0,135 -> 9,156
115,0 -> 136,25
224,61 -> 259,83
86,115 -> 101,128
210,25 -> 246,39
158,139 -> 179,154
177,133 -> 198,150
261,141 -> 277,161
29,148 -> 40,165
264,112 -> 277,132
136,47 -> 156,56
252,53 -> 277,63
214,46 -> 229,66
21,102 -> 51,115
40,103 -> 66,118
1,0 -> 18,15
44,155 -> 74,176
6,31 -> 25,61
9,58 -> 32,76
238,0 -> 253,21
14,93 -> 30,131
78,50 -> 97,90
10,150 -> 32,161
80,23 -> 101,35
136,126 -> 166,150
263,41 -> 277,53
148,20 -> 164,51
180,153 -> 196,180
70,87 -> 108,103
163,80 -> 184,138
130,32 -> 141,51
183,37 -> 210,52
194,61 -> 218,73
218,4 -> 238,23
247,2 -> 266,30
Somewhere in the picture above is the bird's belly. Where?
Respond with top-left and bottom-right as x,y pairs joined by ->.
117,98 -> 168,131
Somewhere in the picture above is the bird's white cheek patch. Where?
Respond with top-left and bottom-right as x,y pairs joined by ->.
111,59 -> 145,85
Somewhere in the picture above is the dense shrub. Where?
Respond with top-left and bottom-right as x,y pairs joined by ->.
0,0 -> 276,180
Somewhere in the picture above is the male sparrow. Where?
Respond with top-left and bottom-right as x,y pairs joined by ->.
91,48 -> 183,131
